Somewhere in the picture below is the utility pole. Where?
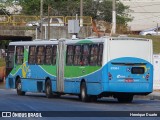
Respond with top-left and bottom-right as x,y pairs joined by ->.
112,0 -> 116,34
80,0 -> 83,26
40,0 -> 43,39
157,23 -> 159,35
48,5 -> 50,40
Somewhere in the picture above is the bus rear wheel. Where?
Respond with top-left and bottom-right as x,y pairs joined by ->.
80,82 -> 90,102
45,80 -> 53,98
117,94 -> 133,103
16,78 -> 25,96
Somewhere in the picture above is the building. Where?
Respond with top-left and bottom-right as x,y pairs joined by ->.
121,0 -> 160,31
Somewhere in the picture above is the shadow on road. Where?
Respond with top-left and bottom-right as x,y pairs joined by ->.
24,93 -> 158,105
1,81 -> 157,105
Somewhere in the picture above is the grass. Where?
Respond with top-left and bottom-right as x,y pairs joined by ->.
129,35 -> 160,54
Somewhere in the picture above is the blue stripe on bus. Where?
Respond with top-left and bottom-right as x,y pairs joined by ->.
6,57 -> 153,95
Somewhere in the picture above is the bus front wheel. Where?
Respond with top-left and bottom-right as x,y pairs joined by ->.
16,78 -> 25,96
45,80 -> 53,98
80,82 -> 90,102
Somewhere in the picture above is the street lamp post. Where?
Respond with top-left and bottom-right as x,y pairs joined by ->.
48,5 -> 51,40
112,0 -> 116,34
40,0 -> 43,39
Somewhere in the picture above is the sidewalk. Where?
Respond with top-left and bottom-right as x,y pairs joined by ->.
135,91 -> 160,100
149,91 -> 160,100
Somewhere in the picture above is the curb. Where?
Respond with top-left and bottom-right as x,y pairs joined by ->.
148,91 -> 160,100
134,92 -> 160,100
149,94 -> 160,100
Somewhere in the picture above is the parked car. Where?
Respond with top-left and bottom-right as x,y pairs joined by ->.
26,20 -> 39,26
139,27 -> 160,36
26,18 -> 64,27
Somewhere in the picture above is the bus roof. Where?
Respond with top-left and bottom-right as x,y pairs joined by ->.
8,37 -> 151,46
8,38 -> 105,46
9,40 -> 58,46
65,38 -> 105,44
110,37 -> 150,41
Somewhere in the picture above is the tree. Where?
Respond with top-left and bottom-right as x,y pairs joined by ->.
83,0 -> 132,25
0,1 -> 10,15
18,0 -> 40,15
0,0 -> 22,15
0,7 -> 9,15
7,0 -> 132,24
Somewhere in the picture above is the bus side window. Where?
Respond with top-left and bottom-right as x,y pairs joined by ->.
66,45 -> 74,65
90,44 -> 98,66
36,46 -> 45,64
73,45 -> 81,65
97,44 -> 103,66
52,46 -> 57,65
45,46 -> 52,65
29,46 -> 36,64
16,46 -> 24,64
82,44 -> 90,66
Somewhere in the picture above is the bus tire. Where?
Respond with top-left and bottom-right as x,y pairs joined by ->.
80,82 -> 90,102
45,80 -> 53,98
117,94 -> 133,103
16,78 -> 25,96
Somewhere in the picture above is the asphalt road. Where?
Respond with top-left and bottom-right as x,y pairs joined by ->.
0,82 -> 160,120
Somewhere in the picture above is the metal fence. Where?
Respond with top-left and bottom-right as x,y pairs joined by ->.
0,15 -> 133,34
0,15 -> 92,26
65,16 -> 92,25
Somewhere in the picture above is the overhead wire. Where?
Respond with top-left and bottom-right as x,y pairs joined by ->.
130,3 -> 160,8
129,2 -> 160,22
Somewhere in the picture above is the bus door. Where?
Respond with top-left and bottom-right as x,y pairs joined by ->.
6,45 -> 15,88
57,40 -> 65,92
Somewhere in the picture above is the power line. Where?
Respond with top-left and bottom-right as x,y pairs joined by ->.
131,12 -> 160,13
133,15 -> 160,22
131,2 -> 160,22
130,3 -> 160,8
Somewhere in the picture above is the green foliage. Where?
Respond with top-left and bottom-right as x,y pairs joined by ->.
0,40 -> 10,49
116,1 -> 133,24
83,0 -> 132,24
6,0 -> 132,25
18,0 -> 40,15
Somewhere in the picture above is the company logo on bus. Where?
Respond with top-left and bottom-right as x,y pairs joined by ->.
117,75 -> 126,79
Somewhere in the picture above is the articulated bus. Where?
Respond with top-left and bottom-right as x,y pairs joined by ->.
5,37 -> 153,103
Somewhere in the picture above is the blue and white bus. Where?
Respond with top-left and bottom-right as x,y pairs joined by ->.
5,37 -> 153,103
